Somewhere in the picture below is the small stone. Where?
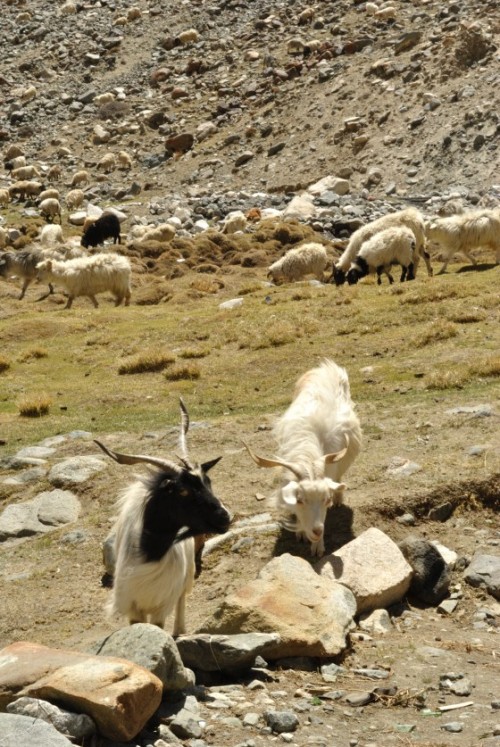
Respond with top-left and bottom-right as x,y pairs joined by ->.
344,692 -> 372,707
264,711 -> 299,734
438,599 -> 459,615
441,722 -> 464,732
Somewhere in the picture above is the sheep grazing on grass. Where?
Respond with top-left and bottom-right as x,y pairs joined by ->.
81,212 -> 121,249
268,242 -> 328,283
11,165 -> 40,180
117,150 -> 133,170
95,399 -> 231,634
65,189 -> 85,210
97,153 -> 117,173
39,224 -> 64,247
175,28 -> 199,45
47,165 -> 62,182
39,197 -> 62,223
36,252 -> 131,309
0,188 -> 9,207
245,359 -> 362,557
139,223 -> 176,243
9,180 -> 44,200
69,170 -> 90,187
426,209 -> 500,273
331,207 -> 432,285
346,225 -> 416,285
39,188 -> 60,202
5,155 -> 26,171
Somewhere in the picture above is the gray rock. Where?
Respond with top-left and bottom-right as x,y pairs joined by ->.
92,623 -> 194,690
0,490 -> 81,541
169,710 -> 203,739
359,609 -> 393,635
428,502 -> 454,522
0,713 -> 74,746
344,691 -> 372,707
48,456 -> 106,486
464,554 -> 500,599
320,663 -> 345,682
2,467 -> 46,485
264,710 -> 299,733
6,696 -> 95,740
176,632 -> 280,672
16,446 -> 56,459
446,405 -> 493,417
441,722 -> 464,732
398,537 -> 450,604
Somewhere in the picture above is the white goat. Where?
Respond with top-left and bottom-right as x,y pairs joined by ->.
95,400 -> 231,634
268,242 -> 328,283
39,198 -> 62,223
39,224 -> 64,247
347,225 -> 416,285
331,207 -> 432,284
426,209 -> 500,273
246,359 -> 362,556
36,252 -> 131,308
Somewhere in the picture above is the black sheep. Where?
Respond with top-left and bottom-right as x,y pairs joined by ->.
81,213 -> 121,248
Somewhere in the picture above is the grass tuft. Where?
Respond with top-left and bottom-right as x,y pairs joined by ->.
469,355 -> 500,378
447,309 -> 487,324
18,393 -> 52,417
164,362 -> 201,381
118,351 -> 175,375
0,356 -> 11,373
415,320 -> 459,347
179,347 -> 210,359
18,348 -> 49,362
424,369 -> 468,390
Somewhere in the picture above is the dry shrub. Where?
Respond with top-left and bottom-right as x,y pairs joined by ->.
179,347 -> 210,359
0,356 -> 11,373
424,369 -> 468,390
454,22 -> 494,67
190,276 -> 224,294
194,263 -> 219,274
18,348 -> 48,362
447,308 -> 487,324
238,282 -> 263,295
246,321 -> 297,350
240,250 -> 268,268
118,350 -> 175,375
133,278 -> 173,305
128,240 -> 170,258
18,393 -> 51,417
469,355 -> 500,378
414,320 -> 459,347
164,362 -> 200,381
400,287 -> 458,305
171,237 -> 196,256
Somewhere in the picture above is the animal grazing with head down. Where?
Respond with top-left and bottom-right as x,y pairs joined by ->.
331,207 -> 432,285
245,359 -> 362,557
346,225 -> 416,285
95,399 -> 231,635
81,212 -> 121,249
268,242 -> 328,284
425,209 -> 500,274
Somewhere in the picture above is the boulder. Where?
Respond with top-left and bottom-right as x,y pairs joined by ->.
317,528 -> 413,613
463,554 -> 500,599
0,713 -> 73,747
398,537 -> 450,604
176,632 -> 281,672
198,553 -> 356,658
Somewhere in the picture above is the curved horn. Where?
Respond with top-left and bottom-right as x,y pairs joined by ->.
242,441 -> 305,481
94,440 -> 181,474
324,434 -> 350,466
178,397 -> 193,467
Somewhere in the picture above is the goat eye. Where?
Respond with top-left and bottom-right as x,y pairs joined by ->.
296,497 -> 304,505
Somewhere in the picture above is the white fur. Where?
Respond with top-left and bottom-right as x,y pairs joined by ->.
69,170 -> 90,187
349,225 -> 416,283
426,209 -> 500,273
256,360 -> 362,556
176,28 -> 199,44
11,165 -> 40,180
0,189 -> 9,207
39,198 -> 62,222
65,189 -> 85,209
39,224 -> 64,246
140,223 -> 176,243
0,227 -> 6,250
9,180 -> 43,199
221,211 -> 247,235
335,207 -> 432,278
97,153 -> 116,173
268,242 -> 328,283
109,478 -> 195,634
36,252 -> 131,308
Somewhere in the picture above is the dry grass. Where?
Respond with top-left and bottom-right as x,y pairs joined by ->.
18,393 -> 52,417
469,354 -> 500,378
164,362 -> 201,381
0,356 -> 10,373
414,320 -> 459,347
18,347 -> 49,362
118,351 -> 175,375
424,369 -> 468,390
179,347 -> 210,359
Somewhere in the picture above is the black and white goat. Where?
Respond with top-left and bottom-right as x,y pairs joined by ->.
95,400 -> 231,635
245,359 -> 362,557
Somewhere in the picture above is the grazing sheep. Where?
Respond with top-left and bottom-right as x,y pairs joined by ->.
5,155 -> 26,171
11,165 -> 40,180
117,150 -> 133,170
331,207 -> 432,285
20,85 -> 37,103
346,225 -> 416,285
0,227 -> 6,250
0,248 -> 54,299
426,209 -> 500,273
95,399 -> 231,634
39,224 -> 64,247
268,242 -> 328,283
65,189 -> 85,210
365,2 -> 379,15
0,189 -> 10,207
139,223 -> 176,243
9,181 -> 44,200
39,188 -> 60,202
39,198 -> 62,223
47,165 -> 62,182
297,6 -> 315,24
70,170 -> 90,187
245,359 -> 362,557
36,252 -> 131,308
97,153 -> 117,173
221,210 -> 247,234
81,212 -> 121,249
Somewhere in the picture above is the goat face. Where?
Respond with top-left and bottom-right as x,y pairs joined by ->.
280,477 -> 345,553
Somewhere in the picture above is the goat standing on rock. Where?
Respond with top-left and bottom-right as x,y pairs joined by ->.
96,400 -> 231,636
245,359 -> 362,557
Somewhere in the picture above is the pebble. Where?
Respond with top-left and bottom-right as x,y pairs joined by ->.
441,721 -> 464,732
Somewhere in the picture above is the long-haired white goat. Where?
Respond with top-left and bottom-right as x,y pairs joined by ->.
245,359 -> 362,556
96,400 -> 231,635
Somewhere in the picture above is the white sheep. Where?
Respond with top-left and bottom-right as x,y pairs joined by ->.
36,253 -> 132,308
20,85 -> 37,103
11,165 -> 40,180
176,28 -> 199,45
94,92 -> 115,106
39,198 -> 62,223
245,359 -> 362,557
365,2 -> 379,15
9,180 -> 44,200
95,400 -> 231,634
47,165 -> 62,182
5,155 -> 26,170
97,153 -> 117,173
139,223 -> 176,243
0,189 -> 10,207
331,207 -> 432,284
65,189 -> 85,210
39,188 -> 60,202
39,224 -> 64,247
0,226 -> 6,250
375,5 -> 397,20
268,242 -> 328,283
426,209 -> 500,273
297,6 -> 315,24
221,210 -> 247,234
346,225 -> 416,285
69,170 -> 90,187
117,150 -> 133,170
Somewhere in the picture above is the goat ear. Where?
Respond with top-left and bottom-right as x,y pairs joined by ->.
202,456 -> 222,473
281,482 -> 298,506
326,479 -> 346,494
324,447 -> 348,465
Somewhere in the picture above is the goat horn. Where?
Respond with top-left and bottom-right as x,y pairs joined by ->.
94,440 -> 181,473
178,397 -> 190,461
242,441 -> 305,481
